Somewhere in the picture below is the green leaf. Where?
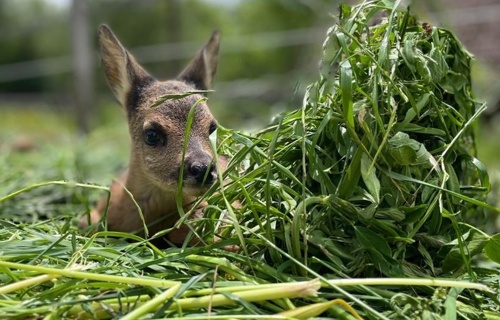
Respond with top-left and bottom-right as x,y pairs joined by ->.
388,132 -> 420,149
444,287 -> 462,320
428,47 -> 448,82
484,234 -> 500,264
401,204 -> 428,224
444,162 -> 460,204
400,93 -> 430,127
388,132 -> 419,165
467,156 -> 491,193
418,242 -> 435,275
377,208 -> 405,221
337,147 -> 362,199
389,144 -> 417,165
360,152 -> 380,203
415,144 -> 431,165
354,226 -> 391,257
402,38 -> 416,72
398,124 -> 446,136
442,232 -> 489,273
340,60 -> 354,128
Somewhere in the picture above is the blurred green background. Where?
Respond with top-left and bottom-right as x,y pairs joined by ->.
0,0 -> 499,185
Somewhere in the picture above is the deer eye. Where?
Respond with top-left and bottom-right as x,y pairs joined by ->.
144,128 -> 162,146
209,121 -> 218,134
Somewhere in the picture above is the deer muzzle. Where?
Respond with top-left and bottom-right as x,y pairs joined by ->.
184,155 -> 217,186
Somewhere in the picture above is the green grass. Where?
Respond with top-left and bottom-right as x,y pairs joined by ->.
1,1 -> 500,319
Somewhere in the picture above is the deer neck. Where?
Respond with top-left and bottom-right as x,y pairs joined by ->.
125,155 -> 187,222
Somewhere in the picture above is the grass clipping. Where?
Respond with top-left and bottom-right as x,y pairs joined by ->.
1,1 -> 499,319
219,1 -> 494,276
212,0 -> 498,316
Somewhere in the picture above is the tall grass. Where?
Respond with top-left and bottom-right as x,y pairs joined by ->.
1,1 -> 499,319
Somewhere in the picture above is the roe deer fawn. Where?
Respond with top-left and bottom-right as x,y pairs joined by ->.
79,25 -> 228,246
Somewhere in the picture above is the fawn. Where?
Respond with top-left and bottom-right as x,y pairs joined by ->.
79,25 -> 228,246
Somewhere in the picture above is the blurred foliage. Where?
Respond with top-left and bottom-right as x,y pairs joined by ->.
0,1 -> 68,91
0,0 -> 335,128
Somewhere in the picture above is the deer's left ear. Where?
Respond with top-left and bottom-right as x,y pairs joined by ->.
177,30 -> 220,90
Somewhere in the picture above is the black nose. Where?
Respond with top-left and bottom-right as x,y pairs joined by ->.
188,161 -> 216,184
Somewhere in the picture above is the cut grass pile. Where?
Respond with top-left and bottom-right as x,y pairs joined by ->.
1,0 -> 499,319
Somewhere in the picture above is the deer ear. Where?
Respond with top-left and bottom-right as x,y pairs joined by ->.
98,24 -> 153,108
178,30 -> 220,90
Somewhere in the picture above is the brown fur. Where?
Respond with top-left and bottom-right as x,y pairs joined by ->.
80,25 -> 226,246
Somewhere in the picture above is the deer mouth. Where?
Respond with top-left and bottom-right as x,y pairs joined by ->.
181,182 -> 212,197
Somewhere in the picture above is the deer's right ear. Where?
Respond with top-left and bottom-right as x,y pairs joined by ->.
98,25 -> 153,108
177,30 -> 220,90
